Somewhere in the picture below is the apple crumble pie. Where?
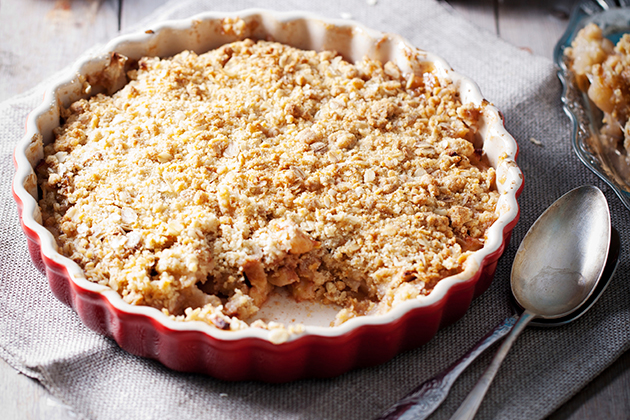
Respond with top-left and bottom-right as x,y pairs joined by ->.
37,39 -> 499,335
565,22 -> 630,160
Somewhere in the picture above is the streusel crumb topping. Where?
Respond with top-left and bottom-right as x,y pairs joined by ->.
38,39 -> 498,337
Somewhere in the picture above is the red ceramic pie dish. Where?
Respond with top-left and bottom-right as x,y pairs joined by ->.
12,9 -> 522,382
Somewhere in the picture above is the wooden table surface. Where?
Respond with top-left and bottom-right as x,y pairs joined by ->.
2,0 -> 629,418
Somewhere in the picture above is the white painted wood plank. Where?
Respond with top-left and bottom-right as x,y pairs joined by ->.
120,0 -> 171,31
0,0 -> 120,101
0,357 -> 75,420
497,0 -> 575,59
444,0 -> 497,35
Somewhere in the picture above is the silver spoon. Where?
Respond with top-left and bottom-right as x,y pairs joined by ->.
376,228 -> 619,420
450,185 -> 610,420
376,185 -> 613,420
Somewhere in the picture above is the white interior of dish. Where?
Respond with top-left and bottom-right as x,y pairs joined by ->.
13,9 -> 522,341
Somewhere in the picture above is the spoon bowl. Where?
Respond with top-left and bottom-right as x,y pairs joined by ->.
512,186 -> 611,318
525,226 -> 619,327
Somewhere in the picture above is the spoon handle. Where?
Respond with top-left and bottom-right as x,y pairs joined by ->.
375,315 -> 518,420
449,310 -> 536,420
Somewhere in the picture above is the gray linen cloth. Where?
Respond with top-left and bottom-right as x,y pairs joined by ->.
1,0 -> 629,419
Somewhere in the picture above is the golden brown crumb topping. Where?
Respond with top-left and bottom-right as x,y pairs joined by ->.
37,39 -> 498,335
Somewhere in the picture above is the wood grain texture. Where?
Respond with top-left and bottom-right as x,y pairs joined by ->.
1,0 -> 629,419
442,0 -> 497,35
120,0 -> 170,31
0,357 -> 76,420
0,0 -> 120,101
448,0 -> 574,59
496,0 -> 576,59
